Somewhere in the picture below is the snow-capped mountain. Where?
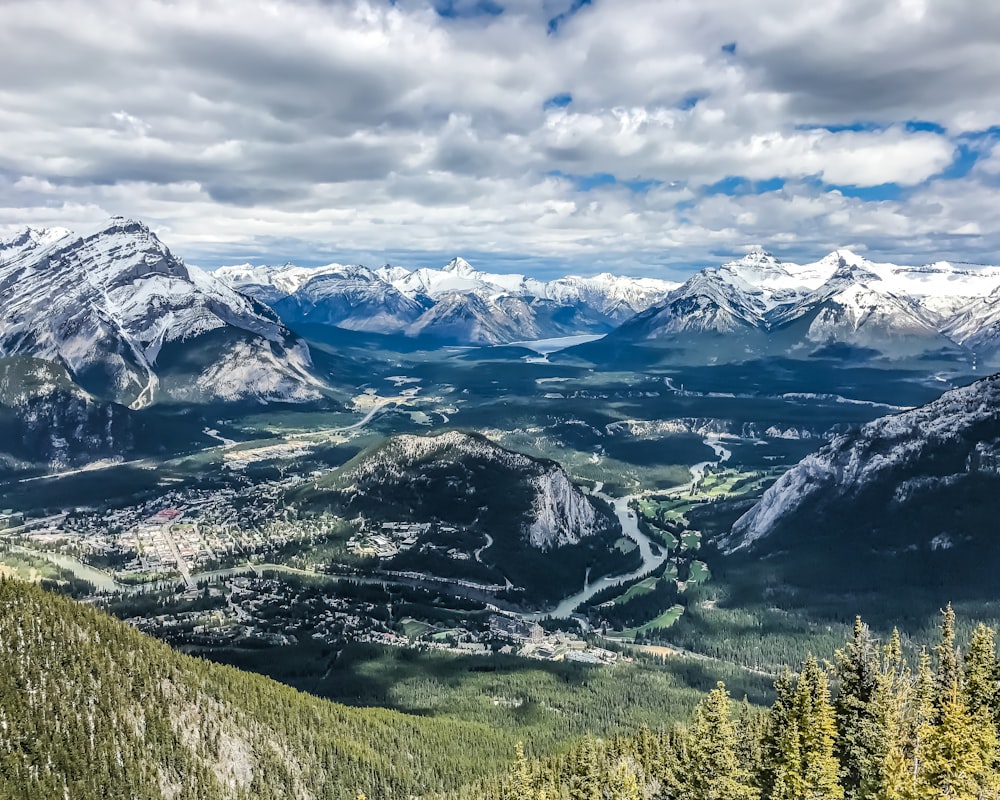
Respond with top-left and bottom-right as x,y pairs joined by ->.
217,258 -> 679,346
609,247 -> 1000,361
722,372 -> 1000,553
0,218 -> 326,407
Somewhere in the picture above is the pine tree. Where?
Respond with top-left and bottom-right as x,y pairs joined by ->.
963,624 -> 999,723
684,682 -> 758,800
935,605 -> 960,713
760,668 -> 797,799
916,683 -> 998,800
835,617 -> 888,799
877,629 -> 917,800
797,655 -> 844,800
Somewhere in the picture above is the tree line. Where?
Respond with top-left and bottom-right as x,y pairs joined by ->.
470,606 -> 1000,799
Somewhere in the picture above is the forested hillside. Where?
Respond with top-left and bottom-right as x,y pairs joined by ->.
0,580 -> 518,799
5,580 -> 1000,799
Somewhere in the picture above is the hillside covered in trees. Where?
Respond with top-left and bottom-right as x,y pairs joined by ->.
0,580 -> 525,799
5,579 -> 1000,799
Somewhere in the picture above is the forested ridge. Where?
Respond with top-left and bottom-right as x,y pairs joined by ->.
0,580 -> 520,799
5,579 -> 1000,799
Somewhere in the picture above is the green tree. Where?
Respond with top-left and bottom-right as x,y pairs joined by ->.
835,617 -> 888,799
797,656 -> 844,800
916,684 -> 998,800
684,682 -> 758,800
963,624 -> 999,723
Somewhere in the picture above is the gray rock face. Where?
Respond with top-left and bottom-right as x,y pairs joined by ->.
724,373 -> 1000,552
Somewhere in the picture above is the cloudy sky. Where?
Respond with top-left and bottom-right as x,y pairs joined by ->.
1,0 -> 999,279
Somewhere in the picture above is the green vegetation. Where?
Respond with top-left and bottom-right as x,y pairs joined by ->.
455,607 -> 1000,800
612,576 -> 658,604
0,581 -> 774,800
207,635 -> 774,749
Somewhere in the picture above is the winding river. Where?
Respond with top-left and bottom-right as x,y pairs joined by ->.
525,435 -> 733,619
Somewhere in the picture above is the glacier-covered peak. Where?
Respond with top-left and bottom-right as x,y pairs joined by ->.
443,256 -> 476,275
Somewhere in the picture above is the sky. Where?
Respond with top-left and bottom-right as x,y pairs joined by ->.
1,0 -> 1000,280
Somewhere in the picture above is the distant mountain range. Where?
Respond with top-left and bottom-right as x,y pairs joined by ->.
7,216 -> 1000,433
0,218 -> 327,409
217,246 -> 1000,364
604,248 -> 1000,363
215,258 -> 679,346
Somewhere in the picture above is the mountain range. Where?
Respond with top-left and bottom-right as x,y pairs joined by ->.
216,257 -> 679,345
217,245 -> 1000,363
605,248 -> 1000,363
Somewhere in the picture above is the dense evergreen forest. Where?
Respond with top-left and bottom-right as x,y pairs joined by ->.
0,580 -> 528,799
467,607 -> 1000,800
5,579 -> 1000,799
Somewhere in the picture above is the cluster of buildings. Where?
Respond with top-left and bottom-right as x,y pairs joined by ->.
347,520 -> 429,558
488,614 -> 619,664
34,478 -> 335,578
0,510 -> 25,531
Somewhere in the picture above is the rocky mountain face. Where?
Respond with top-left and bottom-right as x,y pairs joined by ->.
290,431 -> 629,601
722,373 -> 1000,554
0,357 -> 135,472
216,258 -> 678,346
0,218 -> 327,408
608,248 -> 1000,362
310,430 -> 614,550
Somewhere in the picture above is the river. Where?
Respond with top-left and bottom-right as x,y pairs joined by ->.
525,435 -> 733,619
524,483 -> 667,620
14,435 -> 736,620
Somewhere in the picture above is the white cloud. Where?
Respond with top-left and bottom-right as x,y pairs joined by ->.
0,0 -> 998,274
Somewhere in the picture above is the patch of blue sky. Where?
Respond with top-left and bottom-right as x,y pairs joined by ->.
543,93 -> 573,110
828,183 -> 904,201
547,0 -> 592,34
704,176 -> 785,195
798,119 -> 950,136
548,170 -> 662,193
796,121 -> 888,133
434,0 -> 503,18
678,94 -> 706,110
720,42 -> 737,54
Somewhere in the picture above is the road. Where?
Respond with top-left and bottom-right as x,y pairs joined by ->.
161,526 -> 195,589
473,533 -> 493,563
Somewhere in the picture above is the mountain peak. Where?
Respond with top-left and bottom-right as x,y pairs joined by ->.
818,248 -> 868,269
443,257 -> 476,275
97,216 -> 154,235
737,245 -> 780,264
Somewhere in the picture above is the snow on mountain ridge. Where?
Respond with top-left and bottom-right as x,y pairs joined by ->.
0,218 -> 325,407
217,258 -> 679,344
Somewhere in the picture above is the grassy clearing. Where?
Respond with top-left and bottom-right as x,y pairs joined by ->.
681,531 -> 702,551
687,561 -> 710,584
612,577 -> 658,605
610,604 -> 687,640
401,618 -> 435,639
